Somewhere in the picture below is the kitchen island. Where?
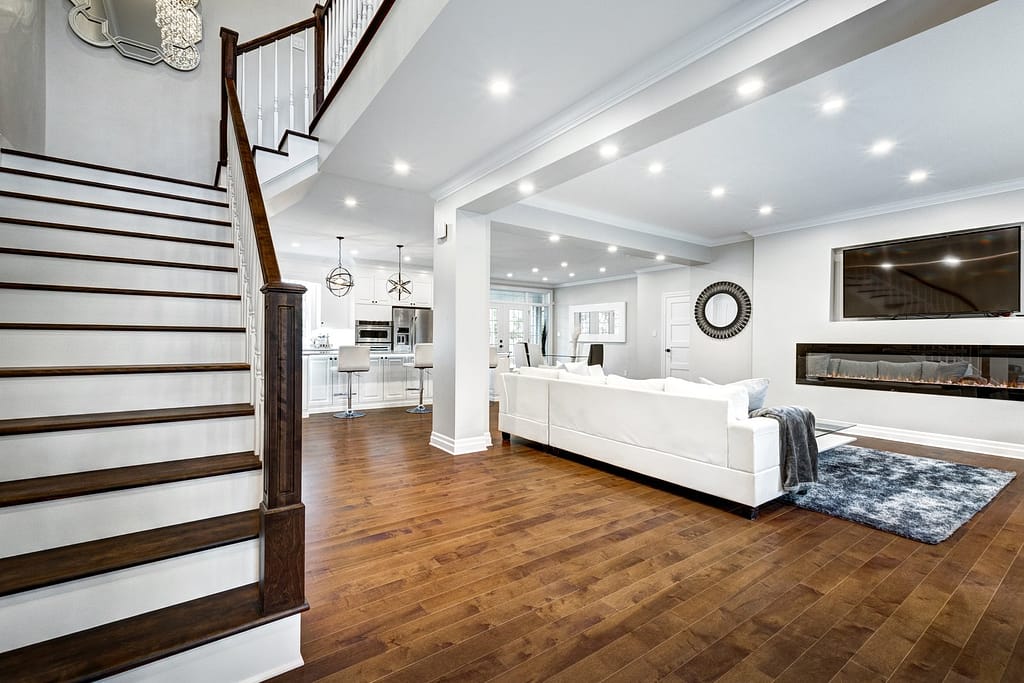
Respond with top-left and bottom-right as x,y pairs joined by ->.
302,349 -> 431,417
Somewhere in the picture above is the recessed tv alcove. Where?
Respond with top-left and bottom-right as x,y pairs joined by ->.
796,343 -> 1024,402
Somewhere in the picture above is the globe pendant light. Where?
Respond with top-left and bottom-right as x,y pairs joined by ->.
387,244 -> 413,301
325,236 -> 354,297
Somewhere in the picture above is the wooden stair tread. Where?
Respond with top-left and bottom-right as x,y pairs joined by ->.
0,363 -> 250,378
0,511 -> 259,597
0,451 -> 260,507
0,190 -> 230,226
0,216 -> 234,248
0,403 -> 254,436
1,148 -> 225,192
0,583 -> 306,682
0,282 -> 240,300
0,247 -> 238,272
0,167 -> 229,208
0,322 -> 245,332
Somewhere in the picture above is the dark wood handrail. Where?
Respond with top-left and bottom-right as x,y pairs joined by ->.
223,77 -> 283,285
309,0 -> 396,132
237,17 -> 316,54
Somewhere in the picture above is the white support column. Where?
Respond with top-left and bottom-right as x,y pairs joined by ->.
429,205 -> 492,455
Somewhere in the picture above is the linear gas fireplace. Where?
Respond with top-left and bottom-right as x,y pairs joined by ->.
796,343 -> 1024,402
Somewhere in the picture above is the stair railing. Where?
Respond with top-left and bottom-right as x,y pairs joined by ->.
221,29 -> 307,617
217,0 -> 394,170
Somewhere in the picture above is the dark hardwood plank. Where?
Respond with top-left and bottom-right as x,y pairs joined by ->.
0,190 -> 231,226
0,363 -> 249,378
0,403 -> 254,436
0,215 -> 234,248
0,246 -> 238,272
0,584 -> 304,682
272,411 -> 1024,682
0,282 -> 240,300
1,148 -> 225,191
0,167 -> 229,207
0,510 -> 259,596
0,451 -> 260,506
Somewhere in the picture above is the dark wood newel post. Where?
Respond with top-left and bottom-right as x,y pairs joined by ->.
259,282 -> 307,615
219,28 -> 240,171
313,4 -> 326,110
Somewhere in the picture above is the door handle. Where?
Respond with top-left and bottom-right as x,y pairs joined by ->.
665,348 -> 671,353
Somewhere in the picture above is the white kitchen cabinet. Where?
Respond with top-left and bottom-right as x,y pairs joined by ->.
307,355 -> 334,407
303,352 -> 429,414
356,357 -> 384,403
383,356 -> 409,401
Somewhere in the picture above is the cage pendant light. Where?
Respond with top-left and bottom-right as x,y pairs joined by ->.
387,244 -> 413,301
325,236 -> 355,297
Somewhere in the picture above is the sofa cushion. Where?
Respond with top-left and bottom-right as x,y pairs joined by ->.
558,371 -> 606,384
699,377 -> 770,411
518,366 -> 561,380
606,375 -> 665,392
664,377 -> 748,421
588,364 -> 606,378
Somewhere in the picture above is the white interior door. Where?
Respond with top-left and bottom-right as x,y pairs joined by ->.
662,292 -> 691,378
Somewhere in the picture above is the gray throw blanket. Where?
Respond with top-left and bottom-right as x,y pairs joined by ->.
750,405 -> 819,492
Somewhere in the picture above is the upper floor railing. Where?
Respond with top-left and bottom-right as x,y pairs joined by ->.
219,0 -> 394,161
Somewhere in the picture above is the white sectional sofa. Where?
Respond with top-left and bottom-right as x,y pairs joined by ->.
498,368 -> 786,515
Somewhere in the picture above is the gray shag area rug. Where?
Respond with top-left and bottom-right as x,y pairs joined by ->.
784,445 -> 1016,544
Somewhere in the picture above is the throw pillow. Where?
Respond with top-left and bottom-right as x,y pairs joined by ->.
605,375 -> 666,392
587,364 -> 606,378
664,378 -> 749,421
558,371 -> 606,384
561,361 -> 590,376
699,377 -> 770,411
517,366 -> 561,380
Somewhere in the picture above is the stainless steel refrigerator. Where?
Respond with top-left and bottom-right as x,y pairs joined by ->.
392,306 -> 433,353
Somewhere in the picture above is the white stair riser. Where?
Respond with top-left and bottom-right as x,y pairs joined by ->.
1,197 -> 230,242
0,290 -> 242,326
0,329 -> 246,366
0,416 -> 255,480
1,173 -> 228,221
0,540 -> 258,652
0,152 -> 225,202
0,372 -> 251,420
0,253 -> 239,295
0,222 -> 236,266
104,615 -> 302,683
0,470 -> 263,558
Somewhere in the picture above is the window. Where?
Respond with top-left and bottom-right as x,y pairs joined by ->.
488,308 -> 498,345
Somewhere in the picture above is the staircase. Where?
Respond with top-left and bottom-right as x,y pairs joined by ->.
0,148 -> 305,681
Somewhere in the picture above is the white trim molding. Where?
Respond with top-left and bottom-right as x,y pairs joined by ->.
429,431 -> 492,455
841,422 -> 1024,461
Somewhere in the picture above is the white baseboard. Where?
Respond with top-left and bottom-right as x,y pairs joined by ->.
103,614 -> 303,683
843,422 -> 1024,460
429,431 -> 492,455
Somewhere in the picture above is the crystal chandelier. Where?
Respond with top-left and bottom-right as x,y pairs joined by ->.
387,245 -> 413,301
325,236 -> 355,297
154,0 -> 202,71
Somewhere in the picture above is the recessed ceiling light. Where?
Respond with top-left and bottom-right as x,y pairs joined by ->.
531,267 -> 539,273
344,196 -> 358,208
599,143 -> 619,159
737,78 -> 764,97
404,255 -> 411,262
710,186 -> 726,199
599,267 -> 607,273
821,96 -> 845,114
759,204 -> 773,216
393,159 -> 410,175
542,276 -> 549,282
569,273 -> 575,277
506,272 -> 513,278
548,234 -> 560,242
518,180 -> 535,195
648,162 -> 664,175
560,261 -> 568,268
908,169 -> 929,183
290,242 -> 301,248
488,76 -> 512,97
655,254 -> 666,261
607,245 -> 618,253
869,139 -> 895,156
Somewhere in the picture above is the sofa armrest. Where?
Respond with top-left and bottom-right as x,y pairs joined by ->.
727,417 -> 780,473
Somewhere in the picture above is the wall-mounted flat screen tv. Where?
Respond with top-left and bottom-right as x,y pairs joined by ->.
842,224 -> 1021,318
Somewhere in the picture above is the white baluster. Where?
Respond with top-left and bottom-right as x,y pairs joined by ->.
273,40 -> 280,145
256,46 -> 264,146
304,27 -> 311,129
289,31 -> 295,133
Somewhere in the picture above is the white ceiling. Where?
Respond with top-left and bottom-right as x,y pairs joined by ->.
271,0 -> 1024,287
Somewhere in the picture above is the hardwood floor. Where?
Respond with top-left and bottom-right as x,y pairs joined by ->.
273,405 -> 1024,682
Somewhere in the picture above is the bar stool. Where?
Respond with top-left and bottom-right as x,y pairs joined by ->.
406,343 -> 433,414
333,345 -> 370,419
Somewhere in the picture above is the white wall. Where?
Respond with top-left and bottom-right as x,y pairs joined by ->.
634,266 -> 689,379
753,190 -> 1024,445
553,277 -> 637,377
0,0 -> 45,150
689,241 -> 755,383
42,0 -> 312,181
